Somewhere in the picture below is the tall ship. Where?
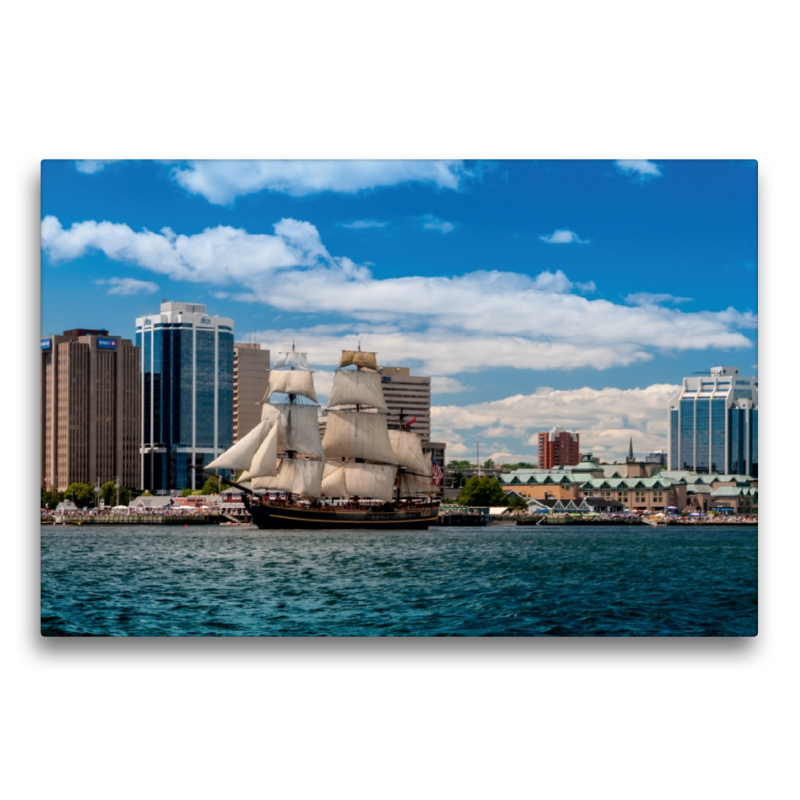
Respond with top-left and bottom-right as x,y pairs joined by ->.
205,344 -> 441,529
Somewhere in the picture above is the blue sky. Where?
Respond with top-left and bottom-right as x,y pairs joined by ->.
40,159 -> 757,464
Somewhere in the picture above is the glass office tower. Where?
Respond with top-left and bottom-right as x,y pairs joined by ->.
668,366 -> 758,476
135,302 -> 234,492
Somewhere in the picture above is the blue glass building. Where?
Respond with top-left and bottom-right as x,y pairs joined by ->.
135,302 -> 234,491
668,366 -> 758,477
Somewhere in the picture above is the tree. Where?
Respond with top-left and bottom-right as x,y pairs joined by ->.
41,486 -> 63,510
483,458 -> 495,469
447,460 -> 472,469
456,476 -> 509,507
508,495 -> 529,512
199,475 -> 220,495
180,487 -> 194,497
63,482 -> 95,508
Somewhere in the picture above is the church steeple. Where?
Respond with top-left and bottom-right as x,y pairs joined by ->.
627,437 -> 634,462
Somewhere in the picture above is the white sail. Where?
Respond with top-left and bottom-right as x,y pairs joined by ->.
273,351 -> 309,370
326,369 -> 388,412
206,418 -> 272,471
321,462 -> 398,502
271,403 -> 326,458
339,350 -> 378,371
251,458 -> 324,497
399,472 -> 435,495
267,370 -> 319,404
388,430 -> 430,474
322,410 -> 398,464
248,421 -> 278,478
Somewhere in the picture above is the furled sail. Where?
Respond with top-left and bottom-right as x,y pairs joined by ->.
273,351 -> 310,370
251,458 -> 325,497
266,370 -> 319,404
388,430 -> 430,474
339,349 -> 378,371
270,403 -> 326,458
321,462 -> 398,502
322,410 -> 398,464
206,418 -> 272,471
399,472 -> 435,495
326,369 -> 388,412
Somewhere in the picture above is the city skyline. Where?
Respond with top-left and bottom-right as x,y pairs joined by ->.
40,159 -> 758,463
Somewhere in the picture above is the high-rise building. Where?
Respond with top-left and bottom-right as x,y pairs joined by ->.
379,367 -> 431,441
233,342 -> 270,442
41,329 -> 140,492
135,302 -> 234,492
668,365 -> 758,476
537,428 -> 580,469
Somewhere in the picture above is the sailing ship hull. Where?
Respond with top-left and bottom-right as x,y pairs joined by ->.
245,500 -> 440,530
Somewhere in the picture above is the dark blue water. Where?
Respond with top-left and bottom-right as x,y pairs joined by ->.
40,524 -> 757,636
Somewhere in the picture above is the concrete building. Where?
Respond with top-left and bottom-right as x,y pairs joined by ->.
537,427 -> 580,469
233,342 -> 270,442
668,365 -> 758,476
379,367 -> 431,441
135,302 -> 234,492
41,329 -> 140,492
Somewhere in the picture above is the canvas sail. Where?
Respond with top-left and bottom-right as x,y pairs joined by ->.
247,422 -> 278,478
321,462 -> 398,502
206,418 -> 272,471
326,369 -> 388,412
322,410 -> 397,464
271,403 -> 326,458
273,351 -> 310,370
251,458 -> 325,497
388,430 -> 430,474
266,370 -> 318,404
399,472 -> 435,495
339,349 -> 378,371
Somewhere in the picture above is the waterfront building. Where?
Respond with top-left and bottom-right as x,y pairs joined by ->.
135,302 -> 234,492
667,366 -> 758,476
233,342 -> 270,443
537,428 -> 580,469
379,366 -> 431,441
41,329 -> 140,492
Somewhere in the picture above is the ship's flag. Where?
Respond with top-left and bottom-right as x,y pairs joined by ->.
403,416 -> 418,429
431,457 -> 443,487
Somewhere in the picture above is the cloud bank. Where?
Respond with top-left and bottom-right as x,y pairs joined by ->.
42,215 -> 756,375
615,160 -> 663,182
539,229 -> 588,244
95,277 -> 159,295
170,160 -> 469,204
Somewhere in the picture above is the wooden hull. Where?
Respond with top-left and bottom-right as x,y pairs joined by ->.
245,500 -> 440,530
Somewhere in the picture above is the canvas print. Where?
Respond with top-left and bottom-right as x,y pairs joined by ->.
40,159 -> 758,636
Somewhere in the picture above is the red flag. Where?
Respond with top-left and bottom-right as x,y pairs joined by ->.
403,416 -> 417,429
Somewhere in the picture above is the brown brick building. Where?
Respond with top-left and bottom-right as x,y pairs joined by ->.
537,427 -> 580,469
41,329 -> 140,492
233,342 -> 270,442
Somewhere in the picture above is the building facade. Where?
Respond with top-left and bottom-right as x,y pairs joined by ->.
668,366 -> 758,476
537,428 -> 580,469
233,342 -> 270,442
135,302 -> 234,492
379,367 -> 431,441
41,329 -> 140,492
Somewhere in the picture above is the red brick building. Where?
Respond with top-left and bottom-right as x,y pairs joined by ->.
537,428 -> 580,469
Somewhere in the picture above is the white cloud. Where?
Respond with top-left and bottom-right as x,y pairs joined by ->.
615,160 -> 663,181
431,376 -> 469,394
171,160 -> 469,204
539,229 -> 588,244
432,383 -> 681,463
419,214 -> 456,234
95,277 -> 159,295
42,215 -> 756,373
341,220 -> 390,230
75,160 -> 121,174
625,292 -> 693,306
